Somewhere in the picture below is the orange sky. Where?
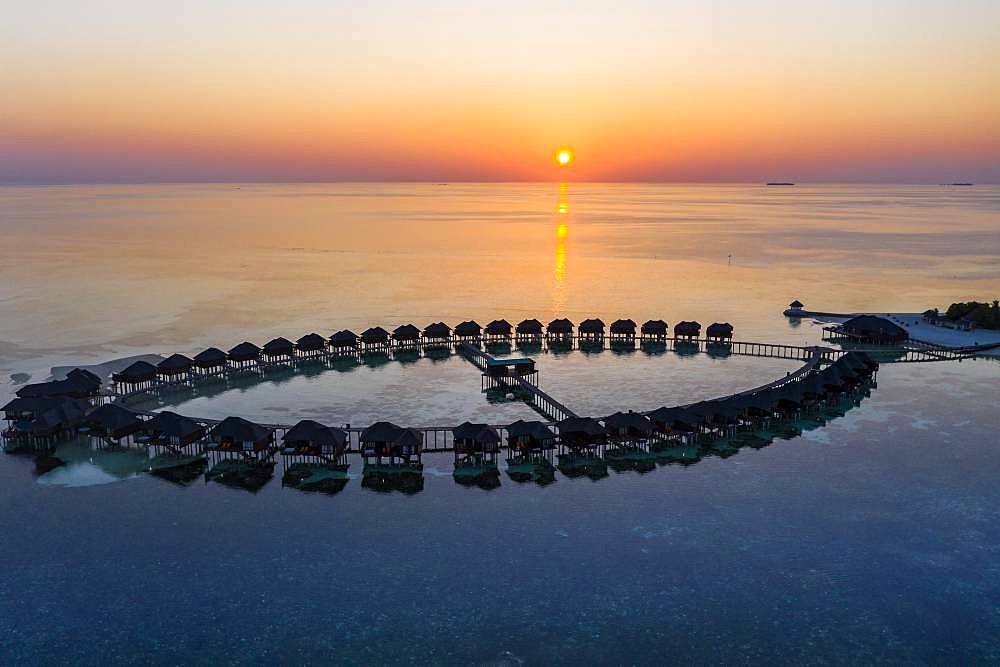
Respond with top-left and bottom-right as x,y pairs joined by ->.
2,1 -> 998,183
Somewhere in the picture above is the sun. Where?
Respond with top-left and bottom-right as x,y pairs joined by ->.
556,149 -> 573,166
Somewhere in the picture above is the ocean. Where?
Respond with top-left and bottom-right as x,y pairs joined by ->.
1,183 -> 998,663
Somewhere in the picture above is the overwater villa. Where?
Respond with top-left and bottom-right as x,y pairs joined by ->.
228,341 -> 262,370
825,315 -> 909,345
453,320 -> 482,341
546,318 -> 574,342
157,353 -> 193,385
706,322 -> 734,341
578,318 -> 606,342
261,337 -> 295,364
484,319 -> 513,340
603,411 -> 655,443
330,329 -> 359,353
610,319 -> 637,341
193,347 -> 228,376
515,318 -> 544,339
422,322 -> 452,346
392,324 -> 421,347
82,403 -> 143,443
112,360 -> 158,395
452,421 -> 501,487
360,326 -> 391,351
556,416 -> 608,478
142,411 -> 206,451
295,333 -> 328,358
360,421 -> 423,467
640,319 -> 669,341
281,419 -> 349,492
2,396 -> 88,447
674,321 -> 702,340
209,416 -> 275,457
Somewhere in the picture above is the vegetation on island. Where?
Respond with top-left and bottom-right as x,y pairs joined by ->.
933,300 -> 1000,330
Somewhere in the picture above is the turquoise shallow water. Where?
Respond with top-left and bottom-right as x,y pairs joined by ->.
1,184 -> 999,663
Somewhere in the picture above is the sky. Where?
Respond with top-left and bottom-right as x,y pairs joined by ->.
1,1 -> 998,183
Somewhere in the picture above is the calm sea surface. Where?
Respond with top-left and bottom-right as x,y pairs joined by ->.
1,184 -> 999,664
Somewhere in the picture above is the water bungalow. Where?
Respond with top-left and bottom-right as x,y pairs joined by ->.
516,318 -> 544,339
422,322 -> 452,346
281,419 -> 349,492
330,329 -> 359,353
83,403 -> 142,442
453,320 -> 482,342
262,337 -> 295,364
3,397 -> 63,425
484,319 -> 513,340
556,416 -> 608,478
283,419 -> 348,459
157,353 -> 193,385
706,322 -> 734,341
826,315 -> 908,345
360,326 -> 391,351
295,333 -> 328,358
113,360 -> 158,394
392,324 -> 421,347
603,411 -> 655,442
578,318 -> 606,342
609,319 -> 637,342
193,347 -> 228,376
546,318 -> 574,342
142,411 -> 206,451
360,421 -> 423,466
640,320 -> 669,341
647,406 -> 702,442
209,416 -> 275,458
452,422 -> 501,487
506,420 -> 556,453
674,321 -> 702,339
228,341 -> 262,370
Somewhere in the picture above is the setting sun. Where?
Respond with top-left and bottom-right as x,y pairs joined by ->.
556,150 -> 573,166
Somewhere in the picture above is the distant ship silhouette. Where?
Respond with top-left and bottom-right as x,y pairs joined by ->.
766,182 -> 795,186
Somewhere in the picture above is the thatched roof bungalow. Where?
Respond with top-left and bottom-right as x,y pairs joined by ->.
516,319 -> 544,337
210,416 -> 274,453
546,318 -> 574,339
193,347 -> 228,372
360,326 -> 390,348
2,397 -> 63,424
673,321 -> 701,339
16,369 -> 102,400
835,315 -> 908,345
453,321 -> 482,340
578,318 -> 605,339
228,342 -> 262,366
706,322 -> 734,340
143,410 -> 206,446
557,416 -> 607,448
16,400 -> 87,439
84,403 -> 142,439
453,422 -> 501,454
609,319 -> 637,339
640,319 -> 669,339
360,421 -> 422,460
393,324 -> 421,344
506,420 -> 556,451
330,330 -> 359,350
647,406 -> 701,434
603,411 -> 654,440
113,360 -> 158,392
157,353 -> 193,380
282,419 -> 347,457
262,337 -> 295,361
296,333 -> 328,355
484,319 -> 513,338
423,322 -> 452,342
